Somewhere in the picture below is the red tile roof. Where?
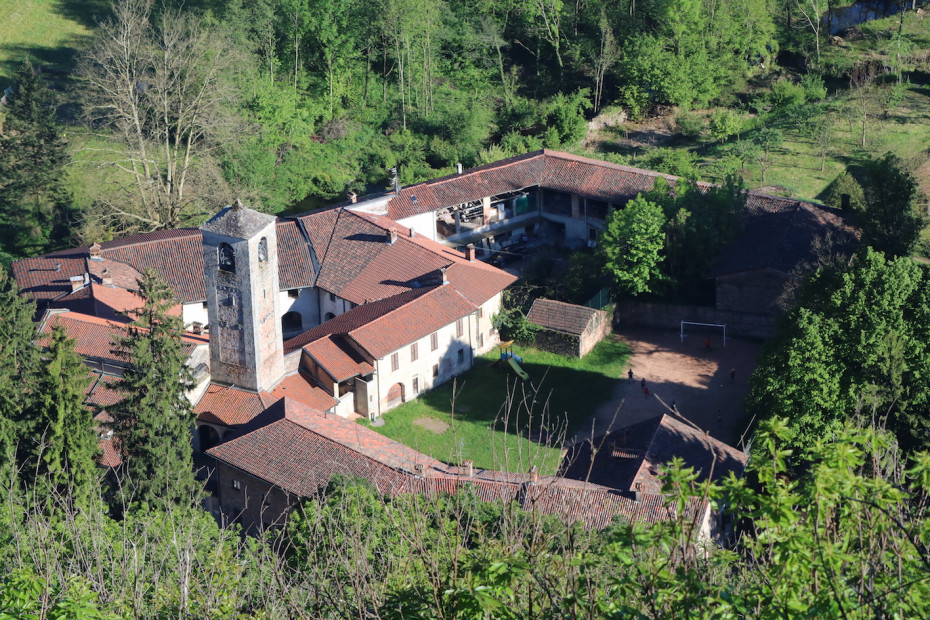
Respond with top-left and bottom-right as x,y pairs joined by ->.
303,336 -> 374,382
265,371 -> 340,412
194,384 -> 276,427
527,298 -> 603,336
275,220 -> 315,289
99,229 -> 206,302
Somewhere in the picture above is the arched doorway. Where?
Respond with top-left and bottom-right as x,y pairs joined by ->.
281,311 -> 303,338
324,312 -> 336,322
199,425 -> 221,451
386,382 -> 405,408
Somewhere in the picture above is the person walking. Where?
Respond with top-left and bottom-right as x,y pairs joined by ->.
628,369 -> 634,382
641,377 -> 646,390
644,386 -> 650,398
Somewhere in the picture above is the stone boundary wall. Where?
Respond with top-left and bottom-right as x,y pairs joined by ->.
614,302 -> 775,339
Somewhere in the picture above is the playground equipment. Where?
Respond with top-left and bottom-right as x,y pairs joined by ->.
498,340 -> 529,379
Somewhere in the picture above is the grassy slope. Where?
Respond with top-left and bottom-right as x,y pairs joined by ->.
359,337 -> 630,474
0,0 -> 105,86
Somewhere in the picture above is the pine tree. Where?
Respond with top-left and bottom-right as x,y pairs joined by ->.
0,60 -> 72,259
112,268 -> 198,506
0,269 -> 39,460
29,325 -> 100,503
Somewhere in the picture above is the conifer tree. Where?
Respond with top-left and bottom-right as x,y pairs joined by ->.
0,269 -> 39,460
29,326 -> 100,503
0,60 -> 72,259
112,268 -> 198,506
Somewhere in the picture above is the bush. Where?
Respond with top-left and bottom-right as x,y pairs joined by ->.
675,111 -> 705,138
492,307 -> 541,345
708,109 -> 744,141
770,78 -> 807,109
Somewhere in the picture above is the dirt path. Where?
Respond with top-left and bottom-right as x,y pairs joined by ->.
567,327 -> 763,449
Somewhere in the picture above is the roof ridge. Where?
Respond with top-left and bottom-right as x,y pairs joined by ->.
100,228 -> 200,251
348,284 -> 473,338
397,150 -> 546,193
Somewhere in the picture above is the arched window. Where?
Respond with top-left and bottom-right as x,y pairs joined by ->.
324,312 -> 336,322
218,243 -> 235,272
258,237 -> 268,263
281,311 -> 302,336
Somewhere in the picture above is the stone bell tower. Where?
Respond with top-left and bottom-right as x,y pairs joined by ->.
201,201 -> 284,392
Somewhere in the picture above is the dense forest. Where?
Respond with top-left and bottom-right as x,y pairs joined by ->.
2,0 -> 930,616
1,0 -> 929,260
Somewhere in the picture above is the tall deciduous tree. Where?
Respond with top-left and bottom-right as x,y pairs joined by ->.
113,268 -> 198,506
0,60 -> 72,259
77,0 -> 238,233
29,326 -> 100,503
859,153 -> 924,257
600,194 -> 666,295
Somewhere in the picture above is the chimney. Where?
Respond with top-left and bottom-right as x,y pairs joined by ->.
414,463 -> 425,478
633,482 -> 642,503
347,191 -> 358,204
529,465 -> 538,485
55,262 -> 61,272
390,167 -> 400,195
101,268 -> 112,286
69,275 -> 84,292
462,460 -> 474,477
440,266 -> 448,285
456,163 -> 464,174
191,322 -> 204,335
89,243 -> 102,260
464,244 -> 475,261
408,227 -> 415,238
386,228 -> 397,244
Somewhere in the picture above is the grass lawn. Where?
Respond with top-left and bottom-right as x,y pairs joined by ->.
359,336 -> 630,475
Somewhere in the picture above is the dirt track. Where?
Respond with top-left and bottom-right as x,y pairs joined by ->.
568,327 -> 763,449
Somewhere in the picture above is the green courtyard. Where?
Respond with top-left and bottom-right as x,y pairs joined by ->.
359,337 -> 630,475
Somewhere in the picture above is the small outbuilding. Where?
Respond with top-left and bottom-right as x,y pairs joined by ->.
526,298 -> 611,358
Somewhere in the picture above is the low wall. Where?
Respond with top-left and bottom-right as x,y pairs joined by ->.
534,329 -> 583,357
614,302 -> 775,339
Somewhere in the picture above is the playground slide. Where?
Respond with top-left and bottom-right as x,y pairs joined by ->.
507,356 -> 530,380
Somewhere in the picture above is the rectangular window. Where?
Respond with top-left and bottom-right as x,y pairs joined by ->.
431,332 -> 438,351
456,319 -> 463,337
410,343 -> 418,362
329,292 -> 336,302
391,353 -> 399,372
457,349 -> 465,364
412,376 -> 419,394
288,289 -> 300,299
433,364 -> 439,378
232,479 -> 241,490
477,332 -> 484,348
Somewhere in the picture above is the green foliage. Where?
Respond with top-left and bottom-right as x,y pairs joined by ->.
0,270 -> 38,460
769,78 -> 807,110
748,248 -> 930,452
600,194 -> 666,296
0,570 -> 113,619
823,171 -> 866,211
638,147 -> 699,179
112,268 -> 199,507
859,153 -> 924,257
800,73 -> 827,101
492,303 -> 540,345
708,108 -> 744,141
0,60 -> 72,258
27,326 -> 99,504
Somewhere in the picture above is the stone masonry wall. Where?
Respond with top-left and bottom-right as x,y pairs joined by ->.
615,302 -> 776,339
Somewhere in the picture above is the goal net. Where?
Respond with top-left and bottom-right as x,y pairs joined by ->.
680,321 -> 727,347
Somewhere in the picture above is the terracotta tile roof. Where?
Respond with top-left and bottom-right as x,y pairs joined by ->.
347,285 -> 475,359
13,223 -> 317,308
37,311 -> 206,364
298,209 -> 515,307
79,372 -> 123,468
283,288 -> 430,354
98,436 -> 122,468
99,229 -> 206,302
275,220 -> 315,289
711,195 -> 857,277
527,298 -> 602,335
194,384 -> 276,427
303,336 -> 374,382
265,371 -> 339,412
561,414 -> 748,495
84,373 -> 124,410
207,398 -> 445,496
38,312 -> 130,363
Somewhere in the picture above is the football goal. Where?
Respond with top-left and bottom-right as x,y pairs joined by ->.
680,321 -> 727,347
